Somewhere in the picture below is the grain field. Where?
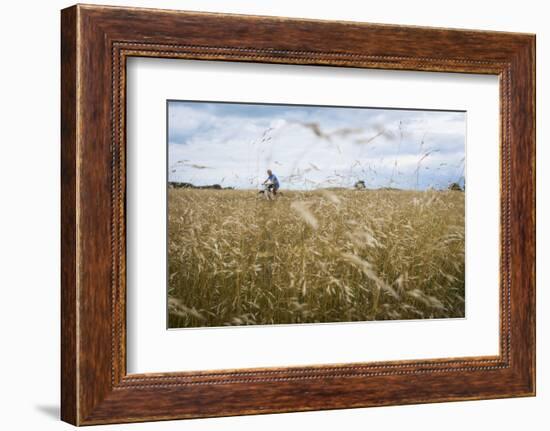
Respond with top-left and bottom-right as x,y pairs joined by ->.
168,188 -> 465,328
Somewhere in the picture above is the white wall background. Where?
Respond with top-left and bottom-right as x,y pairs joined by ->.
0,0 -> 546,429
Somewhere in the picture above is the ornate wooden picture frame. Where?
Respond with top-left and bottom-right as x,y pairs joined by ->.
61,4 -> 535,425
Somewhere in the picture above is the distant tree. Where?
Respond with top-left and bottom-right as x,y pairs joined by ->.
448,182 -> 463,191
354,180 -> 366,189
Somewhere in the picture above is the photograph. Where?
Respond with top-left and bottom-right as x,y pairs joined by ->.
167,100 -> 466,329
53,3 -> 537,425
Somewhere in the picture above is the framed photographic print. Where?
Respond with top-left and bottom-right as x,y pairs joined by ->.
61,4 -> 535,425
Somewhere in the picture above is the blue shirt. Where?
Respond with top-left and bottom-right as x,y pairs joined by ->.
267,174 -> 279,188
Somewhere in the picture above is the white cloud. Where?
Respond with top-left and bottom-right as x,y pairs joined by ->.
168,101 -> 466,190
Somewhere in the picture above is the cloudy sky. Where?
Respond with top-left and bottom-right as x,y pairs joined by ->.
168,100 -> 466,190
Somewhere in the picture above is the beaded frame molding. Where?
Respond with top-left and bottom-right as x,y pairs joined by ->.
61,4 -> 535,425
